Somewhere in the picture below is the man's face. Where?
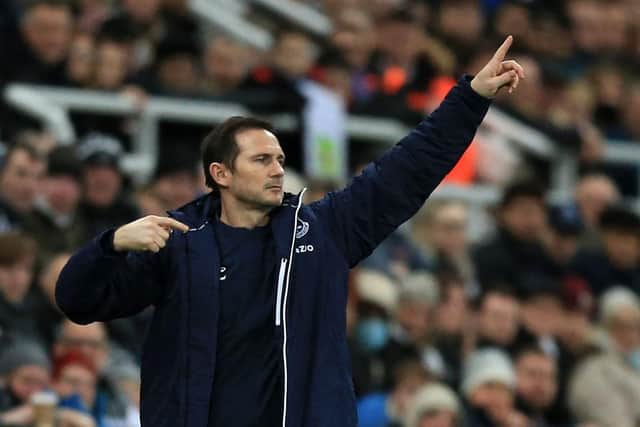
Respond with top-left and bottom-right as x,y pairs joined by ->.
9,365 -> 50,402
521,294 -> 563,337
609,307 -> 640,354
500,196 -> 546,242
479,293 -> 520,346
0,256 -> 35,304
273,33 -> 315,79
216,129 -> 285,209
55,323 -> 108,372
84,166 -> 122,208
0,149 -> 45,213
430,203 -> 468,257
516,353 -> 557,411
603,230 -> 640,270
22,5 -> 73,64
43,175 -> 81,215
204,38 -> 249,91
396,301 -> 431,343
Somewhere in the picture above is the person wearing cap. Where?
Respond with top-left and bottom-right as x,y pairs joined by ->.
76,133 -> 141,244
404,382 -> 460,427
569,287 -> 640,427
0,338 -> 51,424
461,348 -> 528,427
56,40 -> 524,427
381,272 -> 447,385
24,145 -> 86,260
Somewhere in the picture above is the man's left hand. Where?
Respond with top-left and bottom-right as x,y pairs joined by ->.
471,36 -> 525,98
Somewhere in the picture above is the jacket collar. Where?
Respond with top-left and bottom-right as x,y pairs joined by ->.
168,190 -> 304,230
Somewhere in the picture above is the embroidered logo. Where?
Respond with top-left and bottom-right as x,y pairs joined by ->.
295,218 -> 309,239
219,266 -> 227,281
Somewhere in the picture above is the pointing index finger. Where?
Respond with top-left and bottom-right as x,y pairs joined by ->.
156,216 -> 190,233
493,35 -> 513,63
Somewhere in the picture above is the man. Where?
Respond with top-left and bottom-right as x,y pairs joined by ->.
514,346 -> 558,426
474,287 -> 521,354
569,287 -> 640,427
25,145 -> 86,260
0,142 -> 46,232
473,179 -> 556,292
0,0 -> 73,86
461,348 -> 527,427
56,38 -> 524,426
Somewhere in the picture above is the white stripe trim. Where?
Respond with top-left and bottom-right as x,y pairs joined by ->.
275,258 -> 287,326
281,188 -> 307,427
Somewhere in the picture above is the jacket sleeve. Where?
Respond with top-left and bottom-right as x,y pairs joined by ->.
55,229 -> 168,324
310,75 -> 491,267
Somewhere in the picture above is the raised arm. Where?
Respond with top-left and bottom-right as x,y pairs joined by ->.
311,37 -> 524,267
55,216 -> 189,324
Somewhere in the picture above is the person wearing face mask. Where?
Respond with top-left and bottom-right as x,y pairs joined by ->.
568,287 -> 640,427
350,269 -> 399,396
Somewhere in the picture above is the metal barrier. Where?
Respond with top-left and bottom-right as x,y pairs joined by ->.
4,82 -> 639,197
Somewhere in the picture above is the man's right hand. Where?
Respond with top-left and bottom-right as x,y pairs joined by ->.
113,216 -> 190,253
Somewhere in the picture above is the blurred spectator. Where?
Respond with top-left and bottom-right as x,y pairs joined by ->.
412,200 -> 474,281
513,346 -> 558,426
101,0 -> 163,72
67,33 -> 96,88
569,287 -> 640,427
351,269 -> 398,395
472,180 -> 554,291
382,272 -> 446,383
0,0 -> 73,86
75,0 -> 111,34
573,172 -> 620,246
36,253 -> 70,348
350,9 -> 441,123
571,205 -> 640,296
434,0 -> 485,65
53,321 -> 134,425
52,350 -> 99,421
0,339 -> 50,425
621,81 -> 640,141
93,35 -> 132,91
0,232 -> 43,344
404,382 -> 461,427
26,145 -> 86,259
543,204 -> 584,273
141,33 -> 201,96
357,360 -> 430,427
515,280 -> 563,358
474,287 -> 520,354
0,142 -> 46,232
76,133 -> 140,241
202,36 -> 251,97
148,159 -> 200,211
360,230 -> 433,281
461,348 -> 527,427
240,29 -> 313,113
433,273 -> 469,386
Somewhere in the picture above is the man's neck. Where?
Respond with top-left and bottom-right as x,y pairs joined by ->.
219,196 -> 271,229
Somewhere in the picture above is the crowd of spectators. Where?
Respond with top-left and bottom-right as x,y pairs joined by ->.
1,0 -> 640,426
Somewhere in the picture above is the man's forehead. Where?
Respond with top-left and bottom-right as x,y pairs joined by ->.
235,128 -> 283,154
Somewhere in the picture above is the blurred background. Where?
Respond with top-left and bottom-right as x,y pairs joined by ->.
1,0 -> 640,426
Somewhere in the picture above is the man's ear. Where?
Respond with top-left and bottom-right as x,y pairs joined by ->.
209,162 -> 231,189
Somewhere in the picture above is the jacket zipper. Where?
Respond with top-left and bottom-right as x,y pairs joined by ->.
275,258 -> 287,326
281,188 -> 307,427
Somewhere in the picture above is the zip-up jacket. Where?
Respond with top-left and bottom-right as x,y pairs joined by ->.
55,76 -> 491,427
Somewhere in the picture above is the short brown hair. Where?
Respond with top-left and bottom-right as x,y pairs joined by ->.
200,116 -> 274,190
0,232 -> 37,266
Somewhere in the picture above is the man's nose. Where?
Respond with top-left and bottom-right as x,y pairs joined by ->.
271,161 -> 284,176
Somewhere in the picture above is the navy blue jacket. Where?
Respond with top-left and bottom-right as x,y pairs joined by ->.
55,76 -> 490,427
